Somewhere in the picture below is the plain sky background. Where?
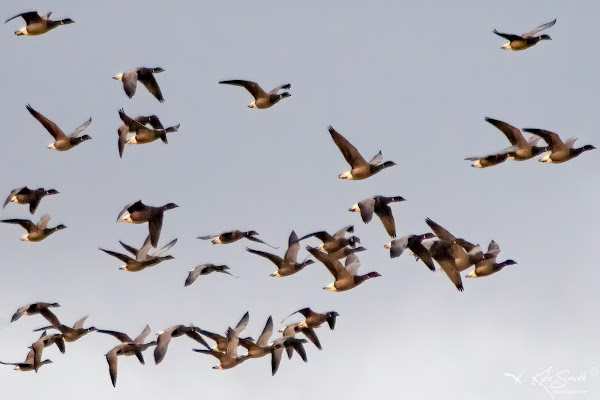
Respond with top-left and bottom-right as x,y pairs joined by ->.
1,1 -> 598,399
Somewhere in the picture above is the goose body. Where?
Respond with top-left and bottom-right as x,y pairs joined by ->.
6,11 -> 74,36
307,248 -> 380,292
1,214 -> 66,241
219,80 -> 291,109
113,67 -> 165,102
522,128 -> 595,163
117,200 -> 179,247
3,187 -> 58,214
494,19 -> 556,51
26,104 -> 91,151
328,126 -> 396,180
349,195 -> 405,237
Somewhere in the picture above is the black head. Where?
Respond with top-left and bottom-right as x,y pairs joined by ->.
163,203 -> 179,211
54,224 -> 67,231
349,236 -> 361,247
383,161 -> 397,168
246,230 -> 259,236
280,92 -> 291,99
161,255 -> 175,261
48,303 -> 61,308
46,189 -> 59,195
583,144 -> 596,151
501,259 -> 517,267
153,67 -> 165,73
302,259 -> 315,267
75,135 -> 92,143
366,271 -> 382,279
539,34 -> 551,40
61,18 -> 75,25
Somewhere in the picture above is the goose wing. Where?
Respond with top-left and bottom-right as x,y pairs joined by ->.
26,104 -> 67,140
522,19 -> 556,38
328,126 -> 368,168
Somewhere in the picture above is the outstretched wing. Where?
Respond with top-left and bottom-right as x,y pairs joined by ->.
522,19 -> 556,38
328,126 -> 368,168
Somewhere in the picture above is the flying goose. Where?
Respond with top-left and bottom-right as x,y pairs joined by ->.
460,240 -> 517,278
521,128 -> 596,163
185,264 -> 238,286
384,233 -> 436,271
197,312 -> 250,352
328,126 -> 396,180
11,302 -> 61,324
424,218 -> 474,292
349,196 -> 405,238
198,230 -> 278,248
238,316 -> 274,359
113,67 -> 165,102
33,315 -> 97,342
117,200 -> 179,247
193,327 -> 250,370
1,214 -> 66,241
96,325 -> 152,365
219,80 -> 291,109
0,349 -> 52,372
270,337 -> 308,376
296,225 -> 359,254
282,308 -> 339,330
246,231 -> 315,277
117,110 -> 180,158
307,248 -> 381,292
5,11 -> 74,36
3,187 -> 59,214
154,325 -> 210,365
279,322 -> 322,353
494,19 -> 556,51
465,153 -> 509,168
25,104 -> 91,151
106,341 -> 156,387
99,235 -> 176,272
0,332 -> 56,372
327,245 -> 367,260
29,331 -> 65,372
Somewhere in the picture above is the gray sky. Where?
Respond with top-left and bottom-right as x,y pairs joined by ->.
1,1 -> 598,399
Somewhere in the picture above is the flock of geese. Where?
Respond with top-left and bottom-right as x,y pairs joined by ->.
2,9 -> 596,388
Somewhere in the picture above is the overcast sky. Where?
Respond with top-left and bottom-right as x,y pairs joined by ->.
1,1 -> 598,399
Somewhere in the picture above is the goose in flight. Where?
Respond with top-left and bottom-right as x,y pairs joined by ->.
11,302 -> 61,324
113,67 -> 165,102
26,104 -> 91,151
117,110 -> 179,158
33,315 -> 97,342
198,229 -> 278,248
96,325 -> 153,364
1,214 -> 66,241
522,128 -> 595,163
185,264 -> 238,286
117,200 -> 179,248
193,327 -> 249,370
494,19 -> 556,51
308,248 -> 381,292
106,341 -> 156,387
3,187 -> 59,214
281,308 -> 339,330
219,80 -> 291,109
349,195 -> 405,238
328,126 -> 396,180
6,11 -> 74,36
99,235 -> 176,272
384,233 -> 436,271
296,225 -> 359,254
246,231 -> 315,277
154,325 -> 210,365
